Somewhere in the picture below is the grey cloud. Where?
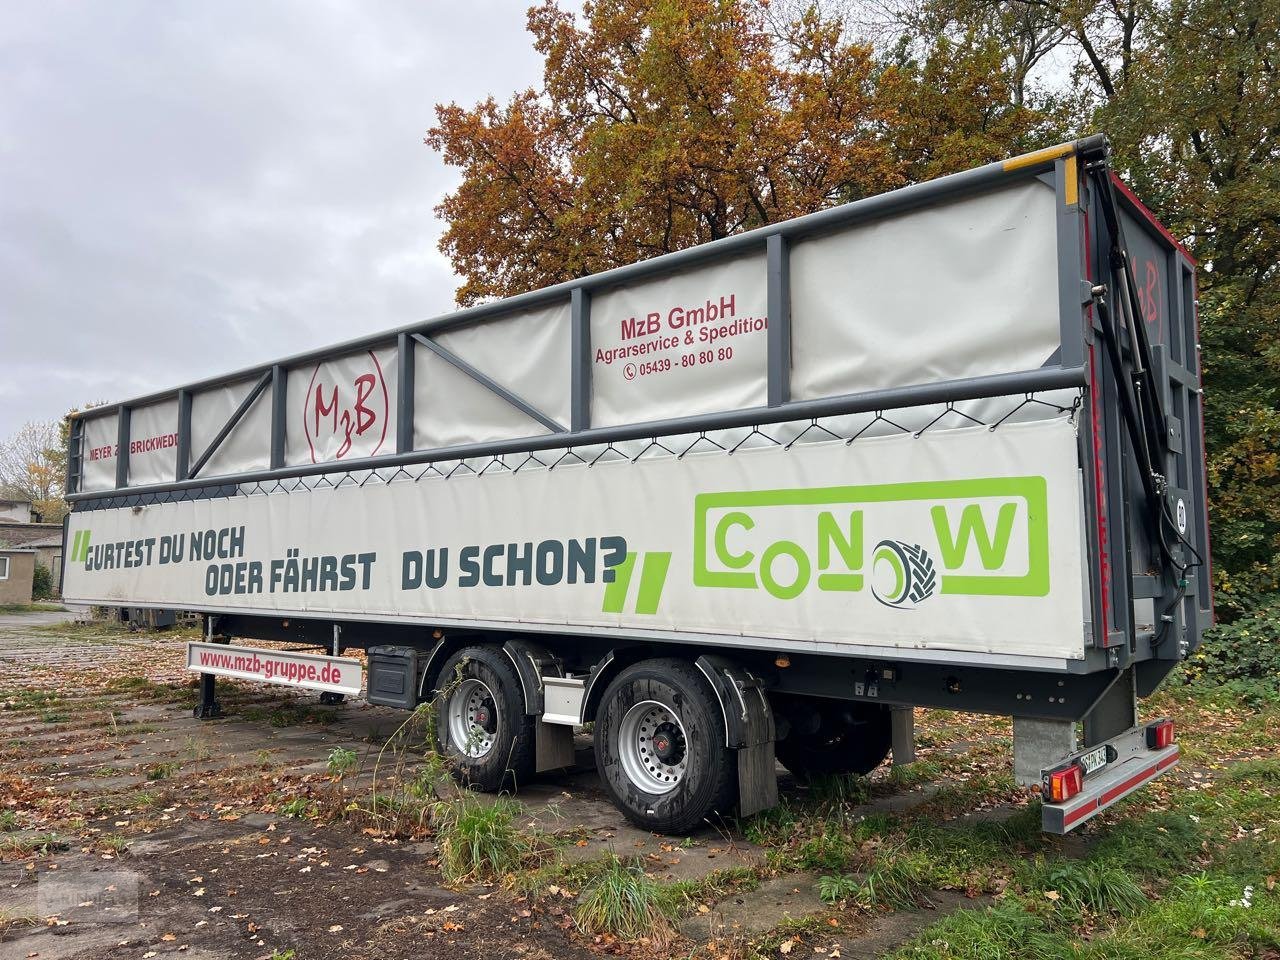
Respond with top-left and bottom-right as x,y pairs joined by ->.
0,0 -> 546,435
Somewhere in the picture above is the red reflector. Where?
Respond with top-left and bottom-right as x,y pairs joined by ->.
1048,762 -> 1084,802
1146,719 -> 1175,749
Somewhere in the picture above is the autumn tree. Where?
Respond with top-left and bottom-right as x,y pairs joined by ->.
0,420 -> 66,523
1096,0 -> 1280,614
427,0 -> 1049,305
878,0 -> 1280,615
428,0 -> 1279,613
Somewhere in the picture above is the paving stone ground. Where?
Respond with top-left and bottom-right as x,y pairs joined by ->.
1,614 -> 994,959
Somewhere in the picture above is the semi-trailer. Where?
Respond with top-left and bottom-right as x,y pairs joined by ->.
63,135 -> 1209,834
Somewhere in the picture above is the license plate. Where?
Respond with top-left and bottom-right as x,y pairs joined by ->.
1079,745 -> 1109,776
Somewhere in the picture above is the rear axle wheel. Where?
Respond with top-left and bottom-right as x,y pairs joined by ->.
595,658 -> 736,833
772,696 -> 892,780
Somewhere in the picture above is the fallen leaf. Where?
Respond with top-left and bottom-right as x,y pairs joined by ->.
780,940 -> 795,955
328,924 -> 344,933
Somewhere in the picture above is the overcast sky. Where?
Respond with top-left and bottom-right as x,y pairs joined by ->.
0,1 -> 550,440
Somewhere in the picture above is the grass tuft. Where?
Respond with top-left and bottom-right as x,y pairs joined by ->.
0,832 -> 68,856
1022,858 -> 1148,920
100,833 -> 130,854
146,760 -> 179,781
0,906 -> 41,933
805,773 -> 870,806
573,853 -> 673,941
432,793 -> 532,885
890,901 -> 1055,960
1088,810 -> 1203,878
858,847 -> 938,909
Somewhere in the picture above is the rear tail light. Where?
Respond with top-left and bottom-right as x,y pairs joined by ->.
1146,718 -> 1175,749
1046,762 -> 1084,802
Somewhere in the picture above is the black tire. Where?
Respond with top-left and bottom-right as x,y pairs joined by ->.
773,697 -> 892,780
594,658 -> 736,834
433,645 -> 535,792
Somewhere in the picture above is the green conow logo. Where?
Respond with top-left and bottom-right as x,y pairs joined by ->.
869,540 -> 936,608
602,552 -> 672,615
693,476 -> 1049,601
70,530 -> 93,564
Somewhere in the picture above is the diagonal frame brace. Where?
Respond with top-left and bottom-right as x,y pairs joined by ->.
188,370 -> 273,480
411,332 -> 566,434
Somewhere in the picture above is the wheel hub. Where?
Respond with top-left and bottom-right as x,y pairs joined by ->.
650,722 -> 685,764
472,704 -> 494,732
618,700 -> 689,795
448,678 -> 499,759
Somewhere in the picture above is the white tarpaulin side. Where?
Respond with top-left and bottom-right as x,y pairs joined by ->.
590,252 -> 768,427
126,399 -> 180,486
64,417 -> 1088,662
190,378 -> 272,478
790,180 -> 1060,400
80,176 -> 1070,492
415,302 -> 570,449
432,302 -> 572,427
79,413 -> 119,492
287,346 -> 398,466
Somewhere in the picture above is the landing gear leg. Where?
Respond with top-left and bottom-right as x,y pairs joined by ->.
194,673 -> 222,720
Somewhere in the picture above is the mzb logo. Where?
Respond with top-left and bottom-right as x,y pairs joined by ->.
693,477 -> 1050,608
303,350 -> 390,463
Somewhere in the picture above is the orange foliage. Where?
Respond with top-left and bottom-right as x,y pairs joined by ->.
427,0 -> 1047,305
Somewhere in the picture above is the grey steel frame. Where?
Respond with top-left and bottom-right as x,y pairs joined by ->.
65,136 -> 1103,501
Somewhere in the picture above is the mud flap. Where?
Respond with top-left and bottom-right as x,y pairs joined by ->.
535,717 -> 575,773
695,655 -> 778,818
503,638 -> 575,774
